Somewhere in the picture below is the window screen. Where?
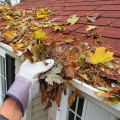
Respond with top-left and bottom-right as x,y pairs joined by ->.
68,92 -> 84,120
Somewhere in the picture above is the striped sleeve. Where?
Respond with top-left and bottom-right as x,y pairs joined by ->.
6,75 -> 32,116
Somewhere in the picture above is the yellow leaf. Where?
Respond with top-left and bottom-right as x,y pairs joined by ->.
16,44 -> 24,49
36,8 -> 49,19
67,15 -> 79,25
34,29 -> 47,40
4,30 -> 16,39
86,25 -> 97,32
0,6 -> 10,11
87,47 -> 114,64
95,91 -> 112,97
3,15 -> 14,21
103,98 -> 120,104
53,25 -> 62,31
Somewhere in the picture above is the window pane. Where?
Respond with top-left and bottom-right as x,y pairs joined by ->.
68,111 -> 74,120
76,116 -> 81,120
77,98 -> 84,116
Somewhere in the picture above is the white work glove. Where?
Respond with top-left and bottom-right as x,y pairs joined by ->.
18,59 -> 54,103
6,59 -> 54,116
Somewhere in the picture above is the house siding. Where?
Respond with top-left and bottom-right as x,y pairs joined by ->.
31,92 -> 48,120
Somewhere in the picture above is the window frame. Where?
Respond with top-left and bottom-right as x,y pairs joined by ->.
56,89 -> 88,120
0,48 -> 7,106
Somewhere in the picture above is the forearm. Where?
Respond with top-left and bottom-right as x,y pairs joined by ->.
0,97 -> 22,120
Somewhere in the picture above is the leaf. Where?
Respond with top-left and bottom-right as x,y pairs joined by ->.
34,29 -> 47,40
103,98 -> 120,104
0,6 -> 10,11
44,100 -> 52,111
96,37 -> 104,44
86,25 -> 97,32
118,68 -> 120,75
98,66 -> 105,71
95,91 -> 112,98
45,74 -> 64,85
68,89 -> 83,107
3,15 -> 14,21
36,8 -> 49,19
64,66 -> 76,78
87,47 -> 114,64
96,85 -> 112,91
53,25 -> 62,31
41,88 -> 47,103
16,44 -> 24,49
67,15 -> 79,25
31,44 -> 40,62
104,62 -> 114,69
56,86 -> 62,107
86,13 -> 100,22
22,49 -> 33,61
4,30 -> 16,43
4,30 -> 16,39
81,74 -> 89,81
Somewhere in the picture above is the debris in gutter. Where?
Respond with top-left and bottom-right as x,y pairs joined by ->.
0,6 -> 120,110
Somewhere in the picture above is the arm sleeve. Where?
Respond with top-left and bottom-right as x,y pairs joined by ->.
0,115 -> 9,120
6,76 -> 32,116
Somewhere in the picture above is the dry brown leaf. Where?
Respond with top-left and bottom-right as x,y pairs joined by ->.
44,100 -> 52,111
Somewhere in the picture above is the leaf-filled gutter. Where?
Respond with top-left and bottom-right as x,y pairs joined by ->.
0,6 -> 120,109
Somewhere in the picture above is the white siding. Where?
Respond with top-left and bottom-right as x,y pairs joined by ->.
31,92 -> 48,120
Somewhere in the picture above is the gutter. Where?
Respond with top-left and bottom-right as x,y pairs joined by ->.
0,42 -> 120,118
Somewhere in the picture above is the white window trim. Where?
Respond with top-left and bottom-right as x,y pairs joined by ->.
0,48 -> 7,106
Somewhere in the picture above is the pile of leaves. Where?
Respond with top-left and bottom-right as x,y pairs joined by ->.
0,6 -> 120,109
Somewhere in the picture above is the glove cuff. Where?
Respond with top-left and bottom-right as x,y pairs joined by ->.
6,75 -> 32,116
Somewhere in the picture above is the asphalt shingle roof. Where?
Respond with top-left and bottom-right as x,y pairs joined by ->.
7,0 -> 119,57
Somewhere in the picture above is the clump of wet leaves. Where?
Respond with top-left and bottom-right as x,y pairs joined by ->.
1,6 -> 120,108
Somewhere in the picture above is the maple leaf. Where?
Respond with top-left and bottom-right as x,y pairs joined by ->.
67,15 -> 79,25
41,62 -> 64,85
34,29 -> 47,40
87,47 -> 114,64
53,25 -> 62,31
86,25 -> 97,32
36,8 -> 50,19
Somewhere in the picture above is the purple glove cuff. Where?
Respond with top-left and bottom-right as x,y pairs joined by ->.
6,75 -> 32,116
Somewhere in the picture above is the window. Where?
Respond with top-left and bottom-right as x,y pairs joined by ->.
56,88 -> 117,120
56,89 -> 87,120
0,48 -> 15,107
68,94 -> 84,120
0,54 -> 7,106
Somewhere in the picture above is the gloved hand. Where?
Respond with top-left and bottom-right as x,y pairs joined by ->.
6,59 -> 54,116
